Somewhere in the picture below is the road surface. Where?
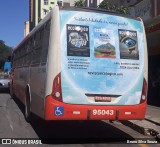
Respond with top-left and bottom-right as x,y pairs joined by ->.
0,92 -> 158,147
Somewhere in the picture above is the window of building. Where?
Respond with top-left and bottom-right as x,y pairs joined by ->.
44,0 -> 48,5
63,2 -> 70,6
57,1 -> 62,6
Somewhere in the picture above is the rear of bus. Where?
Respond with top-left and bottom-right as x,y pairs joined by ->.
45,7 -> 148,120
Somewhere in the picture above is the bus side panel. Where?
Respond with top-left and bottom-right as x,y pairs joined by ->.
12,67 -> 18,99
13,67 -> 29,104
18,67 -> 30,104
30,65 -> 46,119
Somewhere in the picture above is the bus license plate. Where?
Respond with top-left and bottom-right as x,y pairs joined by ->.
93,109 -> 114,116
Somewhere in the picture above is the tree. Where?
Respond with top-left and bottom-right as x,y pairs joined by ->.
74,0 -> 85,7
97,0 -> 128,14
73,0 -> 128,14
0,40 -> 12,70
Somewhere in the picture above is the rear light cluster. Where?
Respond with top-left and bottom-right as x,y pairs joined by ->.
51,73 -> 63,102
140,78 -> 147,104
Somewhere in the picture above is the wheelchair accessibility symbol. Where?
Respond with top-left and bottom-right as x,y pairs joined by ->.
54,106 -> 64,116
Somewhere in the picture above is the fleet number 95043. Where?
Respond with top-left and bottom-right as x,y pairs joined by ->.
93,109 -> 114,115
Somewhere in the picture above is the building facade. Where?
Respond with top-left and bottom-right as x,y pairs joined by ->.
24,21 -> 30,37
122,0 -> 160,107
85,0 -> 103,8
29,0 -> 56,31
29,0 -> 80,31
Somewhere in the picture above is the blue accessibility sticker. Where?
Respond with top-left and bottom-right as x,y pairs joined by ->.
54,106 -> 64,116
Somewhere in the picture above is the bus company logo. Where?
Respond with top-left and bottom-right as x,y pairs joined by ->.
54,106 -> 64,116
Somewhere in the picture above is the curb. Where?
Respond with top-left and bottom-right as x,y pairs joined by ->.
145,118 -> 160,126
120,120 -> 147,135
120,120 -> 160,142
147,105 -> 160,110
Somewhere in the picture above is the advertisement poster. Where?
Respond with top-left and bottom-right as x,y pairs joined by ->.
94,28 -> 116,58
60,10 -> 145,105
67,24 -> 90,57
119,29 -> 139,60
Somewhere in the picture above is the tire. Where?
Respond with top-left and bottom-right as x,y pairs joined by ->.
25,90 -> 32,122
9,82 -> 14,98
157,134 -> 160,142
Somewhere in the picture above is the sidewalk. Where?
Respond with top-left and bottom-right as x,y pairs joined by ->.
121,105 -> 160,138
145,105 -> 160,126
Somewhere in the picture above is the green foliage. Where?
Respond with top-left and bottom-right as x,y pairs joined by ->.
0,40 -> 12,70
73,0 -> 128,14
97,0 -> 129,14
74,0 -> 85,7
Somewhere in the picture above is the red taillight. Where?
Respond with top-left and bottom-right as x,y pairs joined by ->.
52,73 -> 63,102
140,78 -> 147,104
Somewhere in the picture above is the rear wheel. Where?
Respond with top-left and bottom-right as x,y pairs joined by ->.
25,90 -> 32,122
9,81 -> 14,98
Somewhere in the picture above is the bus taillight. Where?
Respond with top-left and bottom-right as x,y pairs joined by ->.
140,78 -> 147,103
52,73 -> 63,102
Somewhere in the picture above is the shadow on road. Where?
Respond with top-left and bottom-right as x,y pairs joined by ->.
31,120 -> 134,144
0,89 -> 9,93
12,96 -> 134,144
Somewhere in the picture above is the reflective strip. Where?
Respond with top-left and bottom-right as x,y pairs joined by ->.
73,111 -> 80,115
125,112 -> 131,115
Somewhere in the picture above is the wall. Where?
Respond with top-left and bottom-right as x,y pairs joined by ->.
24,21 -> 30,37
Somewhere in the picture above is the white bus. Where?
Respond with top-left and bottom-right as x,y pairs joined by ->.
10,6 -> 148,122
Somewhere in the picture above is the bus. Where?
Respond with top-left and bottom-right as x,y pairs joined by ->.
10,6 -> 148,122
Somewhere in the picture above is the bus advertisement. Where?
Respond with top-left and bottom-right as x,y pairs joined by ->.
10,6 -> 148,122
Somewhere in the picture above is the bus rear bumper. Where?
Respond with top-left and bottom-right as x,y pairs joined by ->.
45,95 -> 147,120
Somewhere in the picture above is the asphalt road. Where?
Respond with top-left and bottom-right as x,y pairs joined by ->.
0,92 -> 157,147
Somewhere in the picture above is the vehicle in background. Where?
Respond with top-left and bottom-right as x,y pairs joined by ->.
4,62 -> 11,72
0,74 -> 10,91
10,6 -> 148,122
